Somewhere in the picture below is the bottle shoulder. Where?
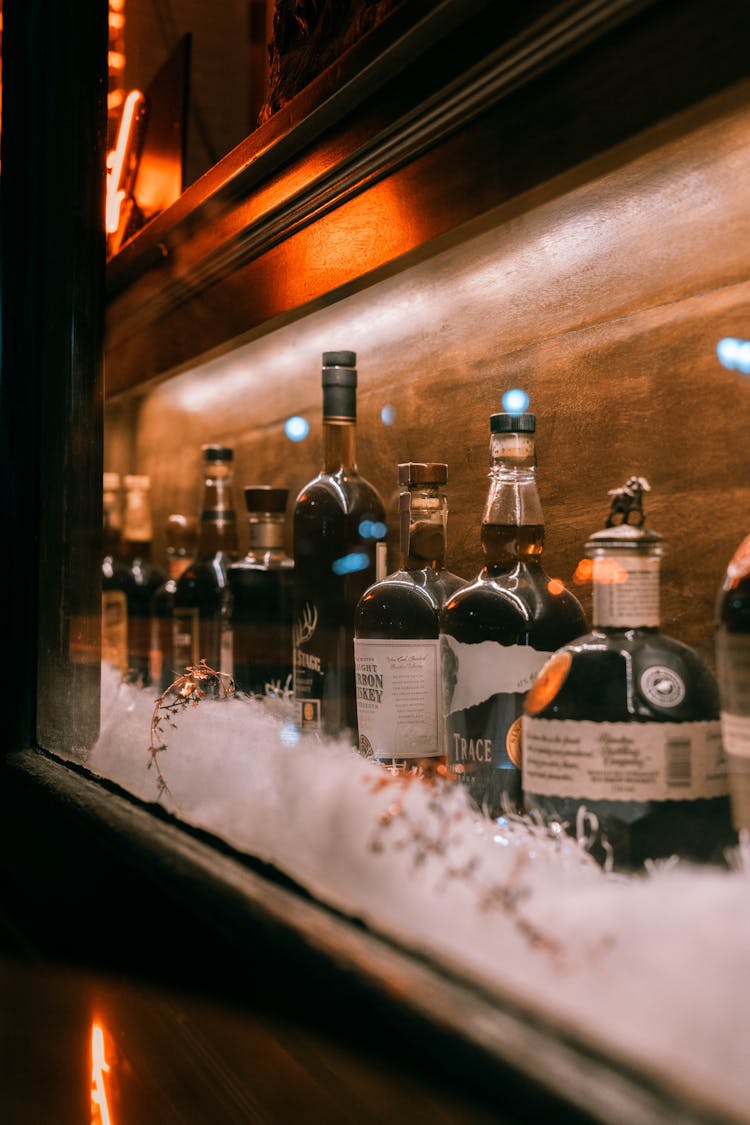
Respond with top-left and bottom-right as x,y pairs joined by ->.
355,570 -> 442,639
294,470 -> 385,518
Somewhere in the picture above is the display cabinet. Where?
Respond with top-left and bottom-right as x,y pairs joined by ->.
3,0 -> 750,1120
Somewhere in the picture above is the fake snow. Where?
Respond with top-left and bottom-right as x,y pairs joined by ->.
89,668 -> 750,1121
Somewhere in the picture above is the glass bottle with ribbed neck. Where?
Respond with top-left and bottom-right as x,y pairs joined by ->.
524,484 -> 733,869
173,445 -> 239,681
229,486 -> 294,699
440,412 -> 585,817
120,474 -> 166,686
293,351 -> 386,739
354,462 -> 464,772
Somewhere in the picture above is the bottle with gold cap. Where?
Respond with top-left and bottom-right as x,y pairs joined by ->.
120,474 -> 167,685
354,462 -> 464,772
149,513 -> 198,691
523,477 -> 732,868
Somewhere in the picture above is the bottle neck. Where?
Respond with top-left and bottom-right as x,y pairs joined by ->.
400,487 -> 447,571
481,431 -> 544,566
199,462 -> 238,555
323,419 -> 357,473
591,551 -> 661,630
167,552 -> 194,581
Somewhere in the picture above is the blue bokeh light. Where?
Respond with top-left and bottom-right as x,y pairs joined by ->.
381,404 -> 396,425
502,388 -> 530,414
332,552 -> 370,576
284,415 -> 310,442
717,338 -> 750,375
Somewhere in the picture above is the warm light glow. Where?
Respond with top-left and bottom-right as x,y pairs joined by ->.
106,89 -> 144,234
573,558 -> 593,585
108,50 -> 126,70
547,577 -> 565,596
91,1023 -> 113,1125
525,650 -> 573,716
592,558 -> 629,585
109,11 -> 125,29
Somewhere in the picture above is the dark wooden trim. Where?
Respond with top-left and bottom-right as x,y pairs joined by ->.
1,748 -> 737,1125
1,0 -> 108,752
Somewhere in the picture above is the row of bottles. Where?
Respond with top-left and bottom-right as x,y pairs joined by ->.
102,348 -> 746,869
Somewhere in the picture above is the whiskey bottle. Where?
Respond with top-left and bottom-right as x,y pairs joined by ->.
293,351 -> 386,738
440,412 -> 585,816
101,471 -> 128,675
715,535 -> 750,832
120,474 -> 166,685
149,513 -> 198,691
229,486 -> 294,698
354,462 -> 464,771
524,478 -> 732,868
173,445 -> 239,680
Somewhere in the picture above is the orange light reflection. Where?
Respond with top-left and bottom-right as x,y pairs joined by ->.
91,1022 -> 113,1125
106,89 -> 144,234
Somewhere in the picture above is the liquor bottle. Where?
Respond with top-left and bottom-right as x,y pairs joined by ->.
715,535 -> 750,832
149,513 -> 198,691
524,477 -> 732,868
354,462 -> 464,771
440,411 -> 585,816
229,486 -> 294,698
101,471 -> 128,675
120,474 -> 166,685
293,351 -> 386,738
173,445 -> 239,680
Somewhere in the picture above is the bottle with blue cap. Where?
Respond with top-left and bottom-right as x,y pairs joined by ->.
440,409 -> 585,816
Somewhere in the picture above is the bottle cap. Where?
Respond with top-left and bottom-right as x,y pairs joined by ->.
490,412 -> 536,433
398,462 -> 448,486
124,473 -> 150,489
322,350 -> 357,389
103,472 -> 120,490
202,444 -> 234,462
244,486 -> 289,513
586,476 -> 663,555
164,513 -> 198,550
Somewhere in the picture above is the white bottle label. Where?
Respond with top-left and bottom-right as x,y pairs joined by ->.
720,712 -> 750,763
523,717 -> 727,801
440,636 -> 552,716
354,638 -> 442,759
593,556 -> 660,628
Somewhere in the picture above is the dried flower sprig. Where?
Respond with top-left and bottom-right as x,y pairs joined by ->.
148,660 -> 235,797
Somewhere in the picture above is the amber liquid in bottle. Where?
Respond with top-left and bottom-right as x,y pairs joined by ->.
173,446 -> 239,684
354,463 -> 464,773
440,416 -> 585,817
293,352 -> 386,739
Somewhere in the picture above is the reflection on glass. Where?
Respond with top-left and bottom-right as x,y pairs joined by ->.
284,415 -> 310,442
91,1022 -> 113,1125
380,403 -> 396,425
501,387 -> 530,413
717,337 -> 750,374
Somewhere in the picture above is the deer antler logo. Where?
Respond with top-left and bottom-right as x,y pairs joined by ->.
294,603 -> 318,648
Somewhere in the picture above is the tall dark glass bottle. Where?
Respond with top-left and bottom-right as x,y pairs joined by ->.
101,471 -> 128,675
149,513 -> 198,691
173,445 -> 239,679
715,536 -> 750,832
120,474 -> 166,685
524,480 -> 732,868
354,462 -> 464,771
293,351 -> 386,738
229,486 -> 294,698
440,412 -> 585,816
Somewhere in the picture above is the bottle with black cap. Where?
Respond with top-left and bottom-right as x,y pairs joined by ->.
173,445 -> 239,681
229,486 -> 294,698
293,351 -> 386,738
524,478 -> 732,869
440,410 -> 585,816
354,462 -> 464,772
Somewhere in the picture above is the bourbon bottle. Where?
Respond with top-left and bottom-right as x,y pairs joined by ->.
293,351 -> 386,738
524,479 -> 732,869
120,474 -> 166,685
149,513 -> 198,691
173,445 -> 239,679
354,463 -> 464,771
229,486 -> 294,698
716,535 -> 750,832
440,412 -> 585,816
101,471 -> 128,675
